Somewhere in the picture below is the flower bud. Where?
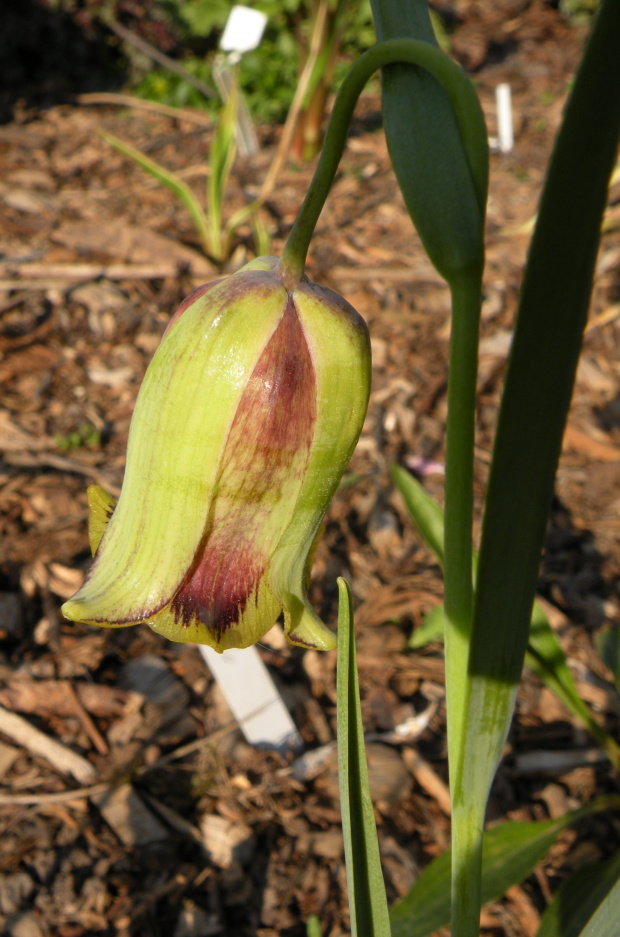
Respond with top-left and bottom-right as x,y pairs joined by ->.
62,257 -> 371,652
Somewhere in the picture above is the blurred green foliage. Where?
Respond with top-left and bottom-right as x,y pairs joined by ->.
134,0 -> 376,123
560,0 -> 600,23
55,423 -> 101,452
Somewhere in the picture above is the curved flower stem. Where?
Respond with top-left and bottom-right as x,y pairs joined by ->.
279,35 -> 487,937
277,37 -> 487,284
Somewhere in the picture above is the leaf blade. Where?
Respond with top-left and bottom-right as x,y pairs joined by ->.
337,577 -> 390,937
392,466 -> 620,765
536,852 -> 620,937
390,798 -> 620,937
100,130 -> 211,255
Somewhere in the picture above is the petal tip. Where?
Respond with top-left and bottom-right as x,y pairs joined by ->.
284,601 -> 337,651
61,598 -> 85,623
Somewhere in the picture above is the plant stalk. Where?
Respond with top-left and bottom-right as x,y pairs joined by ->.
278,38 -> 487,284
444,269 -> 483,937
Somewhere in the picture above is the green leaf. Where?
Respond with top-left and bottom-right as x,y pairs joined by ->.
170,0 -> 230,37
390,464 -> 446,568
100,131 -> 211,256
595,625 -> 620,694
454,9 -> 620,927
370,0 -> 487,281
576,876 -> 620,937
392,465 -> 620,767
536,852 -> 620,937
390,462 -> 478,578
451,4 -> 620,925
337,577 -> 390,937
468,0 -> 620,718
390,798 -> 620,937
306,914 -> 322,937
527,608 -> 620,768
209,80 -> 238,260
408,605 -> 444,649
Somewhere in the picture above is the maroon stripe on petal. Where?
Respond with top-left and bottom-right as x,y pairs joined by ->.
171,296 -> 317,640
218,295 -> 317,497
171,548 -> 262,638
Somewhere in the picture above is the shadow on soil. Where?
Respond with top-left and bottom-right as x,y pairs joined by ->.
1,0 -> 126,123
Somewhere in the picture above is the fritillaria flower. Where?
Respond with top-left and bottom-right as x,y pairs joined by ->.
62,257 -> 371,652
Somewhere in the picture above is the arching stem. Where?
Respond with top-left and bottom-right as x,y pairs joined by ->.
277,38 -> 487,285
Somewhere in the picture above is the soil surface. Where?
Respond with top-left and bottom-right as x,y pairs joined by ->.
2,4 -> 620,937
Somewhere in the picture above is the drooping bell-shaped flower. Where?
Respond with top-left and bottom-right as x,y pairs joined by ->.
61,257 -> 371,652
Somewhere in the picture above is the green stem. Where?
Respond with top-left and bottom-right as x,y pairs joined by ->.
279,34 -> 486,937
444,270 -> 483,937
444,271 -> 482,766
277,37 -> 487,284
451,806 -> 485,937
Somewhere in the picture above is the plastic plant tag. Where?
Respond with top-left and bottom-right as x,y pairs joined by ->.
198,643 -> 303,754
495,83 -> 513,153
220,6 -> 267,56
216,6 -> 268,157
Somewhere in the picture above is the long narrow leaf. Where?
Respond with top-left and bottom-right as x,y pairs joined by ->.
390,797 -> 620,937
390,464 -> 445,566
527,607 -> 620,767
100,131 -> 211,256
209,81 -> 238,260
536,852 -> 620,937
464,0 -> 620,763
336,578 -> 390,937
576,876 -> 620,937
453,8 -> 620,926
392,465 -> 620,766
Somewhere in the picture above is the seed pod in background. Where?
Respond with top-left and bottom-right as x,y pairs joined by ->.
62,257 -> 371,653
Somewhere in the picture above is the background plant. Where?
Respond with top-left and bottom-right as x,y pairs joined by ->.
133,0 -> 377,128
100,76 -> 270,265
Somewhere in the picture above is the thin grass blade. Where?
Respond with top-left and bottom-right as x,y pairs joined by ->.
100,131 -> 211,255
336,577 -> 390,937
209,81 -> 238,260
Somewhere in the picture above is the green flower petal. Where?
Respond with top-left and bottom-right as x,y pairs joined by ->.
62,259 -> 371,654
272,282 -> 371,651
86,484 -> 116,556
62,270 -> 287,627
147,295 -> 318,651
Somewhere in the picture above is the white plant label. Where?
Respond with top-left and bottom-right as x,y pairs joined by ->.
199,644 -> 302,753
220,6 -> 268,55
